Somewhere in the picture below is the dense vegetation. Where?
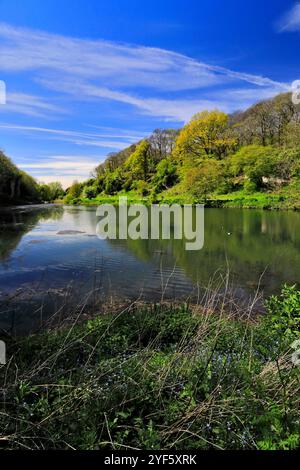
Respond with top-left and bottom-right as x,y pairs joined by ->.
1,285 -> 300,450
2,92 -> 300,209
0,151 -> 64,205
65,93 -> 300,209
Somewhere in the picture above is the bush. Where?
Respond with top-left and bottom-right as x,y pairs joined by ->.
184,160 -> 224,200
135,180 -> 151,196
230,145 -> 279,189
153,159 -> 179,192
266,285 -> 300,339
83,186 -> 97,199
105,171 -> 125,195
243,179 -> 257,193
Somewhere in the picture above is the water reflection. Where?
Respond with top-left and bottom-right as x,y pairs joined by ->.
0,205 -> 64,261
0,204 -> 300,332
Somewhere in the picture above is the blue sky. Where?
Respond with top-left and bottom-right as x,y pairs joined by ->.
0,0 -> 299,187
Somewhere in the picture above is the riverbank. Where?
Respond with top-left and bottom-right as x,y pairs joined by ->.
64,186 -> 300,211
1,286 -> 299,450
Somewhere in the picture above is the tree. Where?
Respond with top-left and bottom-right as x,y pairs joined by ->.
232,93 -> 300,147
174,110 -> 236,164
275,148 -> 300,181
273,93 -> 296,146
230,145 -> 279,189
39,182 -> 64,202
66,181 -> 83,200
125,140 -> 151,182
153,158 -> 179,192
104,170 -> 125,195
149,129 -> 178,163
83,186 -> 97,199
0,151 -> 19,200
0,151 -> 40,203
45,182 -> 64,201
19,172 -> 39,201
184,160 -> 224,200
38,184 -> 52,202
94,144 -> 138,177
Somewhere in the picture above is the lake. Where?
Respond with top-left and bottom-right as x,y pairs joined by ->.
1,204 -> 300,332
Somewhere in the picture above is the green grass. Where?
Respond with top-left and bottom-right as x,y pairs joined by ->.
64,184 -> 300,211
1,286 -> 300,450
209,189 -> 300,210
66,192 -> 151,206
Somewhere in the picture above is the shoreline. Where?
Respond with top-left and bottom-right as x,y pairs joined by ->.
63,192 -> 300,211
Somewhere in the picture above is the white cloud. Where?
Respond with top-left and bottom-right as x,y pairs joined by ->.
0,92 -> 66,117
0,123 -> 148,148
17,155 -> 104,188
0,23 -> 222,92
278,3 -> 300,32
39,78 -> 288,122
34,174 -> 91,188
0,23 -> 291,122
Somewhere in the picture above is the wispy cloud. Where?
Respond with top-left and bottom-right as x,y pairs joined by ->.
39,76 -> 288,122
277,3 -> 300,32
17,155 -> 104,188
0,23 -> 290,122
0,123 -> 148,148
0,92 -> 66,117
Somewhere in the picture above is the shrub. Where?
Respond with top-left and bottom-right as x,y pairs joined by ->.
230,145 -> 279,189
266,284 -> 300,339
83,186 -> 97,199
184,160 -> 224,200
243,179 -> 257,193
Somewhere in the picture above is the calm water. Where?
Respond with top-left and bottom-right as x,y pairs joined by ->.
0,204 -> 300,331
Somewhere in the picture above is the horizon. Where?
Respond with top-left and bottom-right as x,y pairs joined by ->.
0,0 -> 299,187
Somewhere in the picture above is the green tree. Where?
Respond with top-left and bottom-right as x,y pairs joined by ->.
19,172 -> 39,201
104,169 -> 125,195
48,182 -> 64,200
174,110 -> 236,164
153,158 -> 179,192
125,140 -> 151,182
38,184 -> 52,202
230,145 -> 279,190
184,160 -> 224,200
83,185 -> 97,199
64,181 -> 83,203
0,151 -> 19,201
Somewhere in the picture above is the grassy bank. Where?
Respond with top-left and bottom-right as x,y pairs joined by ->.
65,187 -> 300,211
64,178 -> 300,210
1,286 -> 300,450
209,188 -> 300,211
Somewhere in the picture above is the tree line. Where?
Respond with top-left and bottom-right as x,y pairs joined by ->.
0,151 -> 64,205
2,91 -> 300,206
65,92 -> 300,203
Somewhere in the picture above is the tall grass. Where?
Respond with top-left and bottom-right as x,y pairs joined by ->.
0,284 -> 299,450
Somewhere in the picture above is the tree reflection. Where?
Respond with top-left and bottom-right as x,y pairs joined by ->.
0,205 -> 63,261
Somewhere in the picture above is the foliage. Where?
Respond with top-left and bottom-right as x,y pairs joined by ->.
152,158 -> 179,192
184,160 -> 224,200
82,185 -> 97,199
124,140 -> 151,182
64,181 -> 83,203
104,170 -> 125,195
134,180 -> 151,196
174,110 -> 236,163
266,285 -> 300,340
44,93 -> 300,209
0,151 -> 41,204
230,145 -> 279,190
39,182 -> 64,202
1,288 -> 300,450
